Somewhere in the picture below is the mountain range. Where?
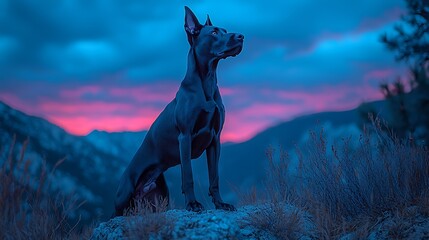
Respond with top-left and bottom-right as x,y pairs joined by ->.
0,100 -> 387,223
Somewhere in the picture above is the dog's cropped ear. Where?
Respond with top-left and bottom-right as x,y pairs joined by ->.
205,15 -> 212,26
184,6 -> 202,45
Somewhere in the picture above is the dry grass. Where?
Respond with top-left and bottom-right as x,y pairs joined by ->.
234,145 -> 297,207
123,197 -> 174,240
233,185 -> 260,207
384,209 -> 415,240
416,190 -> 429,217
265,145 -> 298,204
246,203 -> 305,240
243,146 -> 308,239
258,116 -> 429,239
0,136 -> 89,240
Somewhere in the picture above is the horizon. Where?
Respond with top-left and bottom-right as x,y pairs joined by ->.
0,0 -> 408,142
0,97 -> 377,144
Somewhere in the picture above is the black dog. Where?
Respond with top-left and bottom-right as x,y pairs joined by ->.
114,6 -> 244,215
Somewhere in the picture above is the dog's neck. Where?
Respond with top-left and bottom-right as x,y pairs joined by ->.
182,47 -> 219,101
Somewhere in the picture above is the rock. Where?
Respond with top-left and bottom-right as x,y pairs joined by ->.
91,217 -> 128,240
90,204 -> 316,240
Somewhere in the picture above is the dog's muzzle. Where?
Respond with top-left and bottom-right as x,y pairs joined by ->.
217,33 -> 244,58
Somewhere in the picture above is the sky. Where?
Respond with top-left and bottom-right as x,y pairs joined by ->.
0,0 -> 409,143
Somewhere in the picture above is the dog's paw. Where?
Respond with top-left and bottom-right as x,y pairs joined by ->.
214,201 -> 236,211
186,200 -> 205,212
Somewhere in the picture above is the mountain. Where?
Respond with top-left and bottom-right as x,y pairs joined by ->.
86,130 -> 146,161
219,110 -> 360,198
218,100 -> 391,202
0,100 -> 388,220
0,101 -> 127,223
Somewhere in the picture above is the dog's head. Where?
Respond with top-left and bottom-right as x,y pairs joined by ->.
184,6 -> 244,60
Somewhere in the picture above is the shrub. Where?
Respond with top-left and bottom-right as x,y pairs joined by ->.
262,116 -> 429,238
0,136 -> 88,239
243,146 -> 308,239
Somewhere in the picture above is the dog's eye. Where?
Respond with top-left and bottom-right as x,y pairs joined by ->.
211,31 -> 217,35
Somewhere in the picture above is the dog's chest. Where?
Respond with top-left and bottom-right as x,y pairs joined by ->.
192,100 -> 222,136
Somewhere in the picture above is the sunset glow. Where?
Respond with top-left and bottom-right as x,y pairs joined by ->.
0,0 -> 407,143
1,83 -> 386,143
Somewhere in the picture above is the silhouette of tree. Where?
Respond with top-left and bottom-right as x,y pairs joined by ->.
378,68 -> 429,145
380,0 -> 429,64
376,0 -> 429,145
380,79 -> 409,138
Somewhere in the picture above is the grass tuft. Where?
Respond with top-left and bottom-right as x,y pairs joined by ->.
246,203 -> 305,240
0,136 -> 89,239
123,197 -> 174,240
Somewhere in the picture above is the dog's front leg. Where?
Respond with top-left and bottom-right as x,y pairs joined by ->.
178,133 -> 204,212
206,139 -> 236,211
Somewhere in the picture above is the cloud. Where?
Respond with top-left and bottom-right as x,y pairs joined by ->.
0,35 -> 18,63
0,0 -> 187,80
221,83 -> 383,142
0,0 -> 409,142
1,80 -> 382,142
0,0 -> 404,81
222,23 -> 407,89
42,40 -> 119,75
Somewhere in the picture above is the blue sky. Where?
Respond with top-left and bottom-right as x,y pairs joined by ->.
0,0 -> 408,142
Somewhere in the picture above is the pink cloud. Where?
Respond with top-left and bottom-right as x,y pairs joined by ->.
363,69 -> 395,82
48,115 -> 156,135
108,85 -> 176,103
219,87 -> 238,96
59,82 -> 178,104
3,95 -> 395,145
218,84 -> 383,142
39,101 -> 135,115
274,84 -> 382,111
237,103 -> 303,119
222,117 -> 272,143
356,7 -> 404,34
222,103 -> 305,142
1,79 -> 385,143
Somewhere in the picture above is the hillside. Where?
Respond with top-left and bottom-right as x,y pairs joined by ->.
0,101 -> 125,223
0,100 -> 387,219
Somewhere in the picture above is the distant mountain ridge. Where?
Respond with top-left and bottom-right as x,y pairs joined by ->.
86,130 -> 146,161
0,101 -> 127,223
0,100 -> 387,221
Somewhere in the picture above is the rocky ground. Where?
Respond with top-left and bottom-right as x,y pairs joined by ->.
90,204 -> 316,240
341,207 -> 429,240
91,204 -> 429,240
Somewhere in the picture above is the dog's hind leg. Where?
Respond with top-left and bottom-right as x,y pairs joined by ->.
134,171 -> 169,211
134,167 -> 162,196
115,139 -> 160,216
114,161 -> 161,216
